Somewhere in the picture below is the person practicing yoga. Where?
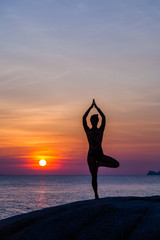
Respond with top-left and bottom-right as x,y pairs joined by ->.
83,99 -> 119,199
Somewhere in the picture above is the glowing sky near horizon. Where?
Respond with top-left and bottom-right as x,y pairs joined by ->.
0,0 -> 160,175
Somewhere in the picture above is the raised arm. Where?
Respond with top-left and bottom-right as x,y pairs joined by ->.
94,101 -> 106,130
83,103 -> 93,132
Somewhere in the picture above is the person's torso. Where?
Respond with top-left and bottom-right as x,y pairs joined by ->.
86,127 -> 104,156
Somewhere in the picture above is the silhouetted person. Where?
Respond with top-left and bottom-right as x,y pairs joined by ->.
83,99 -> 119,199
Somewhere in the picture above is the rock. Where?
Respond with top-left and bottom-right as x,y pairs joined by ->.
147,171 -> 160,175
0,196 -> 160,240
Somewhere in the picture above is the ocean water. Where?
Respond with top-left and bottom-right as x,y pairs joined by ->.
0,175 -> 160,220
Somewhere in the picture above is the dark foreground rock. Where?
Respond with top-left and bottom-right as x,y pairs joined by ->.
0,196 -> 160,240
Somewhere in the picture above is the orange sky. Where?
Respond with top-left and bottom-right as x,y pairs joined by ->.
1,99 -> 160,175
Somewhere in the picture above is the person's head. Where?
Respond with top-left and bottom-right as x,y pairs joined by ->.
90,114 -> 99,127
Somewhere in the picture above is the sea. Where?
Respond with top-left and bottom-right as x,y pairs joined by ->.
0,175 -> 160,220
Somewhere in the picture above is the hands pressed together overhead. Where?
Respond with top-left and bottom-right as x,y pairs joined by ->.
91,99 -> 97,109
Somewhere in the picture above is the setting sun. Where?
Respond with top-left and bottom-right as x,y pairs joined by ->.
39,159 -> 47,167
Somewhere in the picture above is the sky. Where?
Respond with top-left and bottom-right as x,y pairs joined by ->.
0,0 -> 160,175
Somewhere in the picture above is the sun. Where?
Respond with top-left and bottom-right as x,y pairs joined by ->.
39,159 -> 47,167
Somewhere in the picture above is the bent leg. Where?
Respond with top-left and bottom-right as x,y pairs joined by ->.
87,155 -> 99,199
98,155 -> 120,168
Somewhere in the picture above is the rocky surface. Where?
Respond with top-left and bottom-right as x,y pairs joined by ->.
0,196 -> 160,240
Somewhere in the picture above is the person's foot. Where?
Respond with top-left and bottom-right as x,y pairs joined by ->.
95,194 -> 99,200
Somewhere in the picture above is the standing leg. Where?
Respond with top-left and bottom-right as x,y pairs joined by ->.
87,155 -> 99,199
98,155 -> 119,168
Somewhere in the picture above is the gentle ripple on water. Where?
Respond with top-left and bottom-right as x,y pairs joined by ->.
0,175 -> 160,220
